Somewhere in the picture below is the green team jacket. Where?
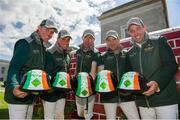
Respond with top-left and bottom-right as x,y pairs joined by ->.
75,46 -> 101,74
4,32 -> 48,104
100,49 -> 134,103
40,43 -> 71,102
127,33 -> 180,107
73,46 -> 102,97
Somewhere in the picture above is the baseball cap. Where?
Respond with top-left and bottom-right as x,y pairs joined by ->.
82,29 -> 95,39
127,17 -> 144,30
105,30 -> 119,40
57,30 -> 72,39
40,19 -> 58,33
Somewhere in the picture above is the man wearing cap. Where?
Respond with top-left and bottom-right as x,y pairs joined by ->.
41,29 -> 72,119
75,29 -> 102,119
4,19 -> 57,119
127,17 -> 180,119
100,30 -> 140,119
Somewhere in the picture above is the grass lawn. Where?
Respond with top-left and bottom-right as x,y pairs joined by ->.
0,91 -> 9,119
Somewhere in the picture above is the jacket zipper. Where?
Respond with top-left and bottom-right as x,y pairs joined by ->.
139,47 -> 143,75
80,52 -> 84,72
115,54 -> 120,81
40,41 -> 44,70
63,51 -> 66,72
139,46 -> 150,108
79,52 -> 89,113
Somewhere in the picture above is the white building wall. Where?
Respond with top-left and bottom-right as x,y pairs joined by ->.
100,0 -> 168,43
0,60 -> 9,82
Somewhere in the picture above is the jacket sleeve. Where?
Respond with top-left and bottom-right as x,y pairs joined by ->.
97,52 -> 103,67
7,39 -> 30,88
45,52 -> 54,76
151,37 -> 178,90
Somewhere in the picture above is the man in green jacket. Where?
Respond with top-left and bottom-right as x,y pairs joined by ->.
127,17 -> 179,119
75,29 -> 102,119
100,30 -> 139,119
41,29 -> 72,119
4,19 -> 57,119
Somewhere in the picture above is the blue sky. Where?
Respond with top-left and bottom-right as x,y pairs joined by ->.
166,0 -> 180,27
0,0 -> 180,61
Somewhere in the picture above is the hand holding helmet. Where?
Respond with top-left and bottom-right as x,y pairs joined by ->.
13,85 -> 28,98
118,71 -> 148,95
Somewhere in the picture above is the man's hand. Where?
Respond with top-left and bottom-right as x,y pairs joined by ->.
90,72 -> 96,80
143,81 -> 159,96
13,86 -> 28,98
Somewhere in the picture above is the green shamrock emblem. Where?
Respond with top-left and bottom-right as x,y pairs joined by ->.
59,79 -> 66,86
124,80 -> 131,87
31,78 -> 41,87
82,90 -> 88,96
100,82 -> 107,89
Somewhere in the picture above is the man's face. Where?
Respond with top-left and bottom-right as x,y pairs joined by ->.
83,35 -> 94,48
106,36 -> 119,51
37,26 -> 56,42
58,36 -> 71,50
128,24 -> 146,43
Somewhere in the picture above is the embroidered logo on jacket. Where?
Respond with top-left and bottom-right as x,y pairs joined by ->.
85,54 -> 91,59
120,54 -> 126,58
129,52 -> 136,58
144,44 -> 154,52
55,58 -> 62,61
105,56 -> 114,61
33,50 -> 39,54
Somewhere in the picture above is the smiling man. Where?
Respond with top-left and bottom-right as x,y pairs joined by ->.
41,29 -> 72,119
74,29 -> 102,119
127,17 -> 180,119
100,30 -> 139,119
4,19 -> 57,119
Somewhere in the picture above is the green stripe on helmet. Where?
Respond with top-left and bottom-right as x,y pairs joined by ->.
95,73 -> 100,91
76,74 -> 82,96
53,72 -> 60,87
23,70 -> 32,89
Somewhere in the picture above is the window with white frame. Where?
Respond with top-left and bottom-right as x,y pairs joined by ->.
1,67 -> 5,74
120,25 -> 129,38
